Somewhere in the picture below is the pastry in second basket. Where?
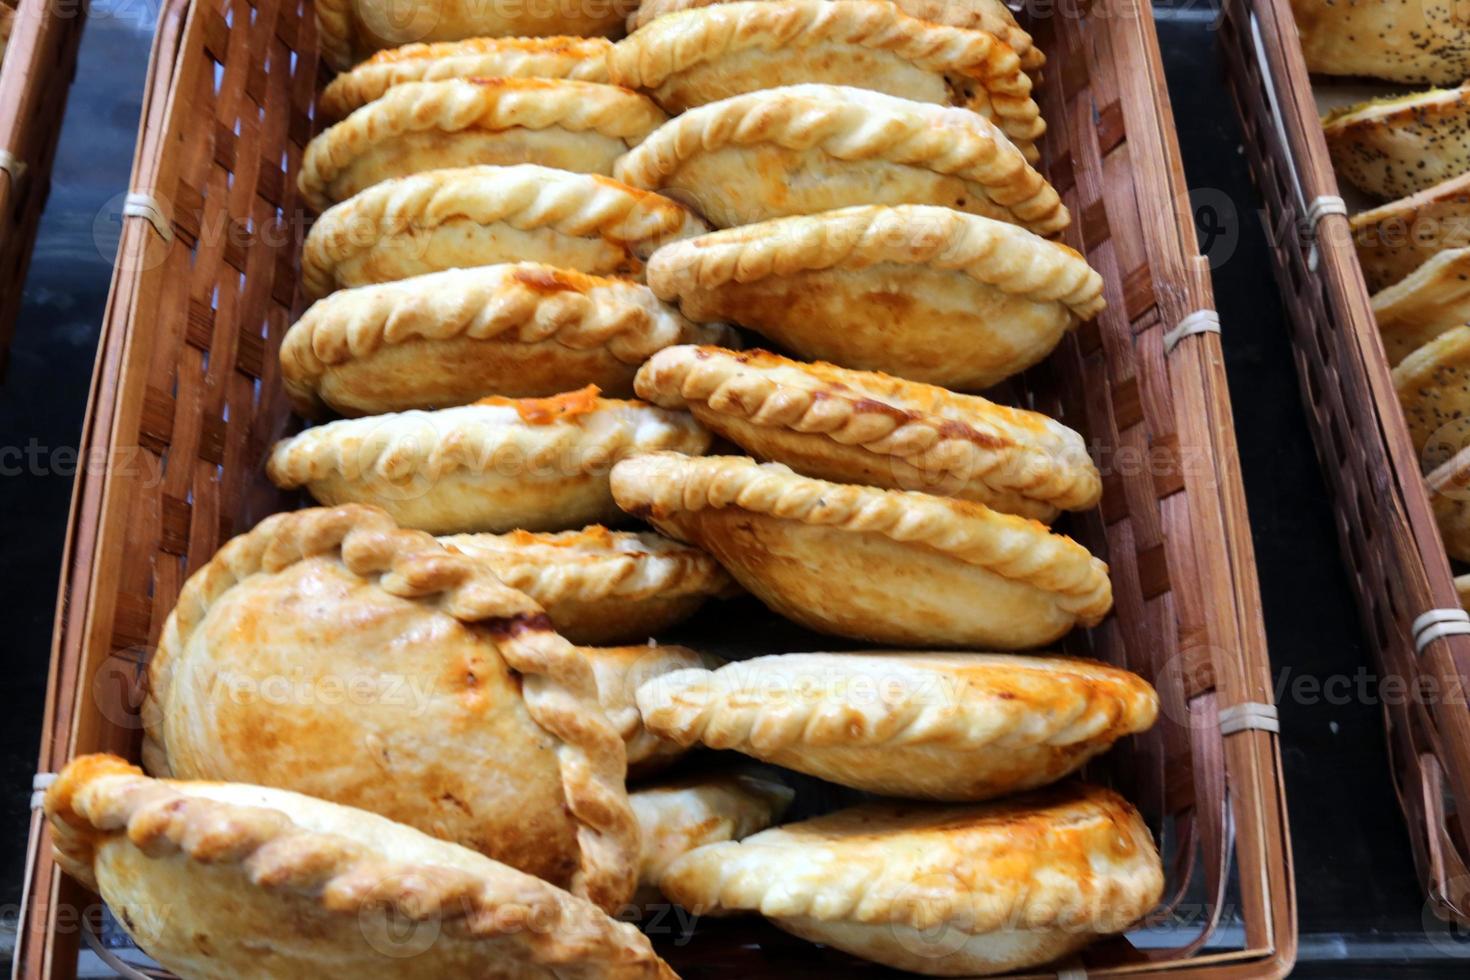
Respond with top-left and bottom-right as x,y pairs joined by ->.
645,206 -> 1103,391
635,345 -> 1100,521
1352,174 -> 1470,292
614,84 -> 1065,235
1324,86 -> 1470,201
1290,0 -> 1470,85
1392,325 -> 1470,470
1372,247 -> 1470,365
301,164 -> 707,298
637,652 -> 1157,800
46,755 -> 676,980
1427,445 -> 1470,562
608,1 -> 1043,159
439,526 -> 740,644
266,389 -> 711,534
659,785 -> 1163,976
611,453 -> 1112,648
280,264 -> 734,417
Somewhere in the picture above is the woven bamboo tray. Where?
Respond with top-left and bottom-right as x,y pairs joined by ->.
1220,0 -> 1470,925
16,0 -> 1295,975
0,0 -> 85,372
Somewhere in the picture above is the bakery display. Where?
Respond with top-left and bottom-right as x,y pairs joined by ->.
45,755 -> 675,979
634,345 -> 1100,519
1352,175 -> 1470,292
637,652 -> 1158,799
611,453 -> 1113,648
659,784 -> 1164,976
301,164 -> 707,298
439,526 -> 739,644
1325,87 -> 1470,201
614,84 -> 1064,233
1290,0 -> 1470,84
644,206 -> 1101,390
609,1 -> 1043,158
279,264 -> 733,416
630,773 -> 794,889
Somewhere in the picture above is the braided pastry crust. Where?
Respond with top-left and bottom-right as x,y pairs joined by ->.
301,164 -> 707,298
614,84 -> 1063,235
280,263 -> 733,417
611,453 -> 1112,648
634,345 -> 1099,521
46,755 -> 672,977
319,37 -> 614,120
579,644 -> 726,774
609,1 -> 1042,158
300,80 -> 668,211
142,505 -> 641,911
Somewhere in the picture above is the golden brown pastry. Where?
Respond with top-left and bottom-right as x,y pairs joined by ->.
46,755 -> 674,979
1427,445 -> 1470,562
644,206 -> 1102,391
1392,324 -> 1470,470
314,0 -> 635,71
1352,174 -> 1470,292
579,644 -> 727,775
611,453 -> 1113,648
1324,87 -> 1470,200
439,527 -> 739,644
659,785 -> 1163,976
634,345 -> 1100,520
1291,0 -> 1470,85
301,164 -> 707,298
266,390 -> 711,533
319,36 -> 614,120
609,1 -> 1043,159
1458,572 -> 1470,610
141,505 -> 641,910
637,652 -> 1157,799
630,772 -> 793,890
1374,247 -> 1470,366
615,84 -> 1064,234
300,80 -> 668,210
280,264 -> 733,417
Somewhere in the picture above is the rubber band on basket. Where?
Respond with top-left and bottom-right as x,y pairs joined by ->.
1055,965 -> 1088,980
123,192 -> 173,244
30,773 -> 56,810
1302,195 -> 1347,230
1219,702 -> 1279,736
0,149 -> 26,183
1413,608 -> 1470,653
1163,309 -> 1221,354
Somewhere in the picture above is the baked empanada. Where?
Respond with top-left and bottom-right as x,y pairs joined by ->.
1290,0 -> 1470,84
611,453 -> 1112,648
644,206 -> 1102,391
635,345 -> 1100,520
319,37 -> 613,121
614,84 -> 1065,234
1392,325 -> 1470,470
638,652 -> 1156,799
631,773 -> 793,889
579,644 -> 726,775
267,389 -> 711,533
1373,247 -> 1470,366
300,80 -> 667,210
626,0 -> 1044,75
1353,174 -> 1470,292
609,1 -> 1043,159
142,505 -> 642,910
439,526 -> 739,644
46,755 -> 674,979
280,264 -> 733,417
659,785 -> 1163,976
1324,87 -> 1470,201
301,164 -> 707,298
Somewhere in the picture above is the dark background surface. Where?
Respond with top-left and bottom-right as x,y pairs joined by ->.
0,0 -> 1467,974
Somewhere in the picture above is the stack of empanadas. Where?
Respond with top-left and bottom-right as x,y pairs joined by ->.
46,3 -> 1172,977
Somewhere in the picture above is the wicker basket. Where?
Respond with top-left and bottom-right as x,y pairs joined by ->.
1220,0 -> 1470,925
0,0 -> 85,373
15,0 -> 1295,975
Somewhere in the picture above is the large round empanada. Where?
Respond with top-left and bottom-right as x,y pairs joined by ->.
659,785 -> 1163,976
631,773 -> 793,890
300,80 -> 667,210
319,36 -> 613,120
1291,0 -> 1470,85
142,505 -> 642,910
301,164 -> 707,298
614,84 -> 1065,234
637,652 -> 1157,800
46,755 -> 676,980
611,453 -> 1113,648
1373,247 -> 1470,366
1392,324 -> 1470,470
635,345 -> 1100,520
280,263 -> 733,417
609,1 -> 1043,159
1353,175 -> 1470,292
267,390 -> 711,533
644,206 -> 1103,391
1325,86 -> 1470,201
439,526 -> 739,644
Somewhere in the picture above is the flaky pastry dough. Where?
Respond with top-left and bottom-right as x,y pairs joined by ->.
1353,174 -> 1470,292
1373,247 -> 1470,366
630,772 -> 793,889
1394,324 -> 1470,471
1291,0 -> 1470,85
1325,86 -> 1470,201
